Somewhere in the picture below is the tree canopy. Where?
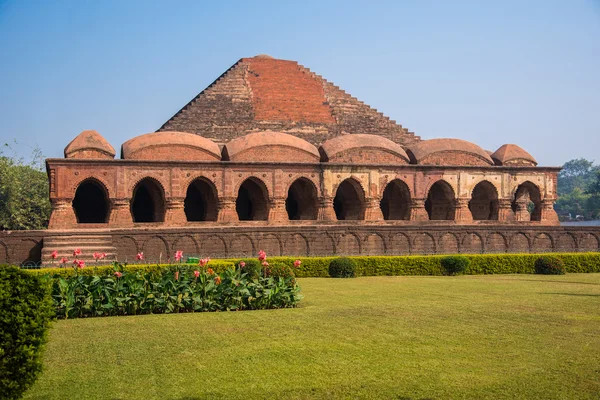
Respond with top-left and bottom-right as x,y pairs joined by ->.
0,145 -> 51,230
554,158 -> 600,219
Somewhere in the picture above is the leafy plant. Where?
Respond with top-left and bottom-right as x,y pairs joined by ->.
534,256 -> 566,275
441,255 -> 470,275
0,266 -> 54,400
236,259 -> 262,279
44,262 -> 301,319
328,257 -> 357,278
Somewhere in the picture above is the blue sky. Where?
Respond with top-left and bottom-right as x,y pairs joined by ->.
0,0 -> 599,166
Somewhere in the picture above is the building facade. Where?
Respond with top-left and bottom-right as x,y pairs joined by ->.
3,55 -> 596,265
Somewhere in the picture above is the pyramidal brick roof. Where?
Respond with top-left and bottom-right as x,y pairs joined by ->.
158,55 -> 420,147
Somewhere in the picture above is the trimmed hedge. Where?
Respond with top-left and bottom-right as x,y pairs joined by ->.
0,266 -> 54,400
223,253 -> 600,277
26,261 -> 236,278
534,256 -> 566,275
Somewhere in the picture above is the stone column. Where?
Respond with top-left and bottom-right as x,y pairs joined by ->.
164,197 -> 186,226
514,196 -> 530,221
48,198 -> 77,229
454,198 -> 473,223
410,198 -> 428,221
317,196 -> 337,221
497,199 -> 515,222
109,198 -> 133,227
364,197 -> 383,221
217,197 -> 238,223
268,198 -> 288,224
540,199 -> 559,225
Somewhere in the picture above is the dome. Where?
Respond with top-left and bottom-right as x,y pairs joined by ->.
223,131 -> 320,162
64,130 -> 115,159
320,134 -> 410,164
406,138 -> 494,166
491,144 -> 537,166
121,131 -> 221,161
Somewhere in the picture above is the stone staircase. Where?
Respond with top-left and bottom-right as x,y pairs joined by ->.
41,234 -> 117,265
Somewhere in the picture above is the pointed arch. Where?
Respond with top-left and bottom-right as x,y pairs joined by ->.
236,177 -> 269,221
184,177 -> 218,221
469,180 -> 499,220
380,179 -> 411,220
512,181 -> 542,221
131,177 -> 166,223
286,178 -> 318,220
72,178 -> 110,223
333,178 -> 366,220
425,180 -> 456,220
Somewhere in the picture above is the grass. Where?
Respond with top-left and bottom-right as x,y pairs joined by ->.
25,274 -> 600,400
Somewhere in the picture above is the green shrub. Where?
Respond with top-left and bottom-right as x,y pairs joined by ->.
329,257 -> 357,278
534,256 -> 566,275
0,266 -> 54,400
267,263 -> 296,282
26,261 -> 236,278
441,256 -> 471,275
46,263 -> 301,319
236,259 -> 262,279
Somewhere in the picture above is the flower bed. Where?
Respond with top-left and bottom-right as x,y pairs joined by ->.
30,250 -> 302,319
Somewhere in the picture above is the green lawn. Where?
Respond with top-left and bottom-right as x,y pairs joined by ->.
25,274 -> 600,400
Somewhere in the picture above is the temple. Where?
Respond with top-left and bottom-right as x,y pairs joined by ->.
3,55 -> 598,265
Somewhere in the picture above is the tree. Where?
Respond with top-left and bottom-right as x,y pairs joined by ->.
555,158 -> 600,219
585,171 -> 600,219
0,144 -> 51,230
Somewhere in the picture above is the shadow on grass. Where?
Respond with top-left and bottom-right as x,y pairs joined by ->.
542,293 -> 600,297
495,278 -> 600,286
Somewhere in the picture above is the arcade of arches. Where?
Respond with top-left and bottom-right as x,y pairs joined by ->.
67,175 -> 551,225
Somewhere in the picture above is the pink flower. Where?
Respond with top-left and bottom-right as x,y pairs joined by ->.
239,261 -> 246,268
174,271 -> 179,281
60,257 -> 68,265
262,261 -> 269,267
51,250 -> 58,259
73,248 -> 81,257
258,250 -> 267,261
294,260 -> 302,268
174,250 -> 183,262
199,257 -> 210,267
93,252 -> 100,260
100,253 -> 107,260
193,270 -> 200,278
136,252 -> 144,261
76,260 -> 85,269
114,271 -> 122,278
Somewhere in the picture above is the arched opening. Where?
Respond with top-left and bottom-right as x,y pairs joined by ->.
333,178 -> 365,220
469,181 -> 499,220
184,178 -> 218,222
286,178 -> 318,220
236,178 -> 269,221
72,179 -> 109,223
131,178 -> 165,223
512,181 -> 542,221
380,179 -> 411,220
425,180 -> 456,220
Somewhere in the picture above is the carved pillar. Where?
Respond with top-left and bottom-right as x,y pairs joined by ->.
364,197 -> 384,221
268,198 -> 288,224
410,198 -> 428,221
217,197 -> 238,223
497,199 -> 515,222
540,199 -> 559,225
454,198 -> 473,223
317,196 -> 337,221
48,198 -> 77,229
109,198 -> 133,227
514,196 -> 530,221
164,197 -> 186,226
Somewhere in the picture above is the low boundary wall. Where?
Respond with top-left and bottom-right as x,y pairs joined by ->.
1,224 -> 599,265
